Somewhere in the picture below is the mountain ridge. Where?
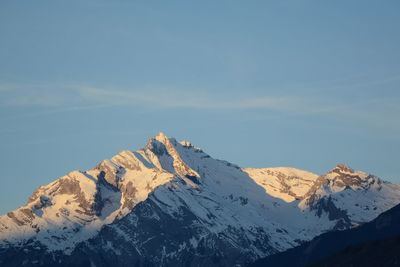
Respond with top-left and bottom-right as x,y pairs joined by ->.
249,201 -> 400,267
0,132 -> 399,266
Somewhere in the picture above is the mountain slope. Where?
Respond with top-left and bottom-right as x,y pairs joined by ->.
249,202 -> 400,267
0,132 -> 399,267
243,167 -> 319,202
300,164 -> 400,227
0,148 -> 174,252
311,234 -> 400,267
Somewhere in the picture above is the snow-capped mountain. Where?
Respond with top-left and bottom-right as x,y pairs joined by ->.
300,164 -> 400,228
243,167 -> 320,202
250,200 -> 400,267
0,132 -> 399,267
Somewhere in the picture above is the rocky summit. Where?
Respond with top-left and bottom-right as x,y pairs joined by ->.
1,132 -> 400,267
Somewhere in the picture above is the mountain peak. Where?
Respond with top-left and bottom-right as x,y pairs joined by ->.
1,133 -> 400,267
316,163 -> 384,194
180,140 -> 193,148
154,131 -> 169,142
331,163 -> 354,174
145,132 -> 173,155
326,163 -> 370,181
143,132 -> 200,179
147,132 -> 178,151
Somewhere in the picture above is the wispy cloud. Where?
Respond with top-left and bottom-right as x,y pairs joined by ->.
0,83 -> 313,112
0,83 -> 399,137
0,83 -> 350,116
77,86 -> 316,112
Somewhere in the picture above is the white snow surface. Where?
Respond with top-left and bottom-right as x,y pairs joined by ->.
0,132 -> 399,257
243,167 -> 319,202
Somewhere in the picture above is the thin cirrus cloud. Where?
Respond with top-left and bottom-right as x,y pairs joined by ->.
0,84 -> 399,137
0,84 -> 315,112
78,86 -> 316,112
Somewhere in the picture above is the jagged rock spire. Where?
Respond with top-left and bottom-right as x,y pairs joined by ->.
331,163 -> 354,174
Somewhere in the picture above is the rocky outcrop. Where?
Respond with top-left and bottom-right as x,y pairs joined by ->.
0,133 -> 399,267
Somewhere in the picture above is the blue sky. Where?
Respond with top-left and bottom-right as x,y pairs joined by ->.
0,0 -> 400,214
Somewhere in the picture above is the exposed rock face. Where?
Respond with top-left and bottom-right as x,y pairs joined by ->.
313,196 -> 351,230
145,132 -> 200,179
249,203 -> 400,267
0,141 -> 174,253
300,163 -> 398,227
244,167 -> 319,202
0,133 -> 399,267
326,163 -> 382,190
